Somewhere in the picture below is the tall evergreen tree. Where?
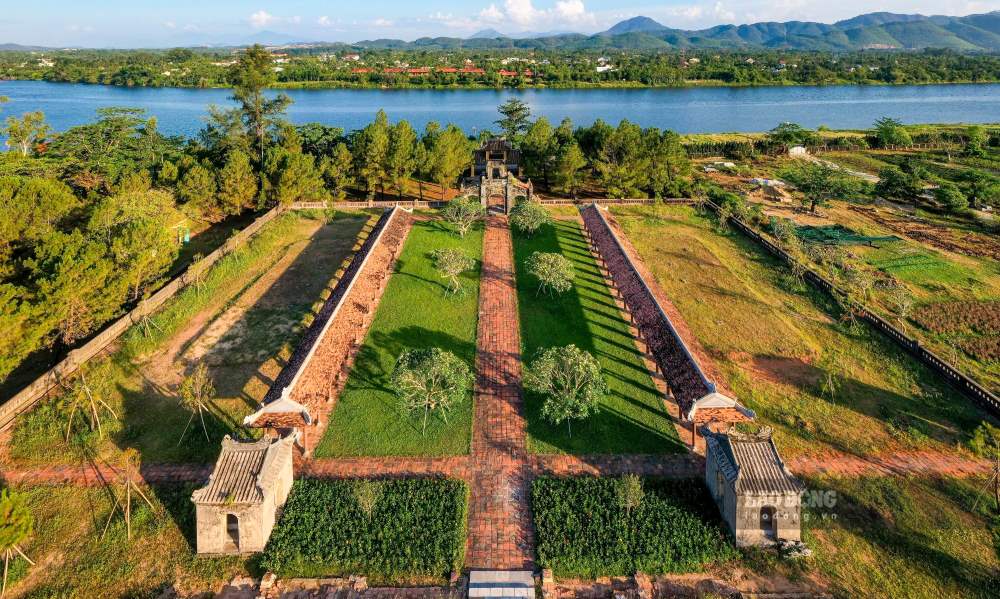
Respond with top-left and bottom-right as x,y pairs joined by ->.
495,99 -> 531,140
387,120 -> 418,199
229,45 -> 292,165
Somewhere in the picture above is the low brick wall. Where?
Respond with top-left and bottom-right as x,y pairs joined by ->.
259,207 -> 414,445
580,204 -> 721,414
0,205 -> 285,430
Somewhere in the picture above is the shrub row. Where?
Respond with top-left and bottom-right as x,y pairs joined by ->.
259,478 -> 467,582
532,476 -> 736,577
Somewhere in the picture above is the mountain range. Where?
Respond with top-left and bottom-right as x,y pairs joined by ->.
369,11 -> 1000,52
2,11 -> 999,52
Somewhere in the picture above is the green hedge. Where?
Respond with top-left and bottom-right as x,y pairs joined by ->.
259,478 -> 467,582
532,476 -> 736,577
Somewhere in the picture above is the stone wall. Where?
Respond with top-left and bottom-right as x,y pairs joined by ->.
580,203 -> 722,414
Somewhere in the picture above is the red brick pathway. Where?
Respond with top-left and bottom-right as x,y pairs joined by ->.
0,462 -> 211,486
465,215 -> 535,571
301,456 -> 471,480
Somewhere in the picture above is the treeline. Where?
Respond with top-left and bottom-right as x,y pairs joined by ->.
2,47 -> 998,89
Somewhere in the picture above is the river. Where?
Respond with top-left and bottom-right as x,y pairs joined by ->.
1,80 -> 998,137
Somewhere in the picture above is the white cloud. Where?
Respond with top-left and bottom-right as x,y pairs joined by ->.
555,0 -> 588,22
373,18 -> 395,27
66,24 -> 94,33
479,4 -> 505,23
249,10 -> 273,28
163,21 -> 177,29
318,16 -> 333,27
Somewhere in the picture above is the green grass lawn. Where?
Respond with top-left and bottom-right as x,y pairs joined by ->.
513,217 -> 684,455
6,483 -> 247,598
315,219 -> 483,457
611,205 -> 987,460
799,475 -> 1000,598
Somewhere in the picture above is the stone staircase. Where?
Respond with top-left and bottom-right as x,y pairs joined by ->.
468,571 -> 535,599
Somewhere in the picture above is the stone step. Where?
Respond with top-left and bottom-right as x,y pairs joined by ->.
468,570 -> 535,599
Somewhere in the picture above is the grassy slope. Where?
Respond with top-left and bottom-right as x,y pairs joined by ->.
513,217 -> 684,454
10,212 -> 370,466
612,205 -> 986,459
800,475 -> 1000,598
8,484 -> 246,598
315,219 -> 483,457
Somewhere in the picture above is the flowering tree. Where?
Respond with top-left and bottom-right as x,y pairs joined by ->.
392,348 -> 473,435
432,248 -> 475,295
525,345 -> 607,435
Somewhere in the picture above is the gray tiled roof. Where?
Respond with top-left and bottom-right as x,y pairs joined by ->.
192,435 -> 293,505
708,427 -> 801,495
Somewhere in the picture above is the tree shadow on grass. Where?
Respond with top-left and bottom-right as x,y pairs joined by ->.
801,475 -> 1000,596
516,219 -> 683,455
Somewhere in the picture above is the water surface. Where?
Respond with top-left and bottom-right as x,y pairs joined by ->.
1,80 -> 998,136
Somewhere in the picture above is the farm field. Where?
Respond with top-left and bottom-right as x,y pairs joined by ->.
699,146 -> 1000,395
259,478 -> 468,585
512,216 -> 684,455
7,211 -> 371,467
314,218 -> 483,457
610,204 -> 987,460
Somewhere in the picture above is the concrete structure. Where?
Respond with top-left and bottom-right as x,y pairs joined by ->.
704,427 -> 802,546
192,434 -> 296,555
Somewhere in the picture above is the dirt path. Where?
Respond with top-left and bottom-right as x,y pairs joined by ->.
465,215 -> 535,571
788,449 -> 992,478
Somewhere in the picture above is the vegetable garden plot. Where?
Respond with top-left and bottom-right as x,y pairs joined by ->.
532,476 -> 735,577
260,478 -> 468,583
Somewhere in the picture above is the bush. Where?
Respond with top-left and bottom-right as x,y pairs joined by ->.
532,476 -> 736,577
259,478 -> 468,582
526,251 -> 574,296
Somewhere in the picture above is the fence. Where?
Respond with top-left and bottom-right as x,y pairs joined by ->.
705,201 -> 1000,416
0,205 -> 290,430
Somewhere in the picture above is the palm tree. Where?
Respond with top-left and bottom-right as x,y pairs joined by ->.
0,489 -> 35,597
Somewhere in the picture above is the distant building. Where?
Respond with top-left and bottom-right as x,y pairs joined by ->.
704,427 -> 803,547
192,434 -> 296,555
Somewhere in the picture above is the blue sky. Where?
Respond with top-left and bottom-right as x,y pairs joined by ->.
3,0 -> 998,47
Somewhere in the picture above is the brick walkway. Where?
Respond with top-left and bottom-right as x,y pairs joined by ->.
301,456 -> 471,480
466,215 -> 535,571
531,454 -> 703,478
0,462 -> 211,486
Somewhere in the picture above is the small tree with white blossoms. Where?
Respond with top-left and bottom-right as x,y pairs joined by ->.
442,196 -> 485,237
526,251 -> 574,296
525,344 -> 607,436
432,248 -> 475,295
509,200 -> 551,238
392,348 -> 473,435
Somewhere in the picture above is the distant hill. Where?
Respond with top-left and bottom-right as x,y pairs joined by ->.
345,11 -> 1000,52
604,16 -> 669,35
469,29 -> 507,39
